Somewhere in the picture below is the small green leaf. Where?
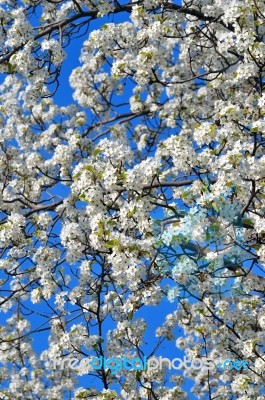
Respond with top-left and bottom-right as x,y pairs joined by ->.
7,63 -> 16,73
127,207 -> 136,218
136,370 -> 142,380
84,165 -> 95,173
105,239 -> 119,248
128,311 -> 134,321
242,218 -> 254,228
93,148 -> 101,157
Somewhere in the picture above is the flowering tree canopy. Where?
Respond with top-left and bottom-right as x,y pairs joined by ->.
0,0 -> 265,399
